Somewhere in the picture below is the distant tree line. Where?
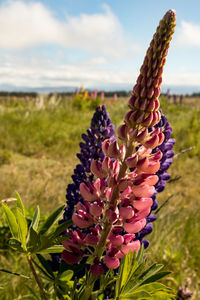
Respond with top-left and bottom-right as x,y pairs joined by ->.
0,91 -> 38,97
190,92 -> 200,97
47,90 -> 131,98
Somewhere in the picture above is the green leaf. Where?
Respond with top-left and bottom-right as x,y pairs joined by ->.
116,250 -> 140,297
59,270 -> 74,281
30,206 -> 40,232
142,271 -> 171,285
16,208 -> 28,250
150,290 -> 175,299
7,238 -> 25,252
37,245 -> 65,254
116,246 -> 145,298
121,261 -> 146,295
1,203 -> 18,239
136,243 -> 144,265
36,254 -> 55,279
122,263 -> 164,295
130,282 -> 174,294
15,192 -> 25,215
47,219 -> 72,240
119,290 -> 152,299
26,227 -> 40,252
39,205 -> 65,235
138,264 -> 164,285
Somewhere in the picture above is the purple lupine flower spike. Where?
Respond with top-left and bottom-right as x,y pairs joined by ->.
49,106 -> 115,271
63,105 -> 115,221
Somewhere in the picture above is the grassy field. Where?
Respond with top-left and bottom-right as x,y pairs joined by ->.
0,95 -> 200,299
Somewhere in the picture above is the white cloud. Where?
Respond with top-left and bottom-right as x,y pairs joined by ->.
0,1 -> 138,57
0,53 -> 199,90
176,20 -> 200,47
162,68 -> 200,86
0,54 -> 137,88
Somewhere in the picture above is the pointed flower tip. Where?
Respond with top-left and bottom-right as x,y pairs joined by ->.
162,9 -> 176,27
166,9 -> 176,19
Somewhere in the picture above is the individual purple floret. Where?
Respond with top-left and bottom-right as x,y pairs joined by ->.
154,114 -> 175,195
139,114 -> 175,248
63,105 -> 115,221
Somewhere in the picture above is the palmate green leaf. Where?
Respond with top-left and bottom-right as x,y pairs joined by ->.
1,203 -> 18,239
16,208 -> 28,250
15,192 -> 25,215
39,205 -> 65,235
121,250 -> 137,288
30,205 -> 40,232
150,291 -> 175,299
136,244 -> 144,265
119,284 -> 175,300
119,290 -> 152,299
37,245 -> 65,254
142,271 -> 171,285
120,261 -> 146,295
127,282 -> 174,295
126,246 -> 145,286
121,263 -> 164,295
116,245 -> 144,297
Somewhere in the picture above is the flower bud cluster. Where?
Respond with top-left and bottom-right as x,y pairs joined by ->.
117,9 -> 176,144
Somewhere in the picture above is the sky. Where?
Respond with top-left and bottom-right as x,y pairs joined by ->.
0,0 -> 200,93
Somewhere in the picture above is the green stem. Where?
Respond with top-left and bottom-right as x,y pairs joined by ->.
27,255 -> 48,300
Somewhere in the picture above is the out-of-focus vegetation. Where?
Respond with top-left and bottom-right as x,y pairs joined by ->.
0,94 -> 200,299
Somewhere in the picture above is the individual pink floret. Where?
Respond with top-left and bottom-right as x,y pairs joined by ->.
124,217 -> 146,233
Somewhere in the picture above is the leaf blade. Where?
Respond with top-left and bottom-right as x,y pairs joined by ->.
39,205 -> 65,235
15,192 -> 25,215
16,208 -> 28,250
1,203 -> 18,239
30,206 -> 40,232
37,245 -> 65,254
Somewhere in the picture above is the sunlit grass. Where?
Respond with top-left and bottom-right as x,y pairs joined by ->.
0,95 -> 200,298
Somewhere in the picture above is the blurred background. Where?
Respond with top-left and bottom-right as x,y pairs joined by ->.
0,0 -> 200,94
0,1 -> 200,299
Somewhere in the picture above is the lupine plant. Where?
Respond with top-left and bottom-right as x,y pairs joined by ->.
60,8 -> 176,299
1,9 -> 177,300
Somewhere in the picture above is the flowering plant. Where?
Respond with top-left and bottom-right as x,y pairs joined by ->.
1,9 -> 177,300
